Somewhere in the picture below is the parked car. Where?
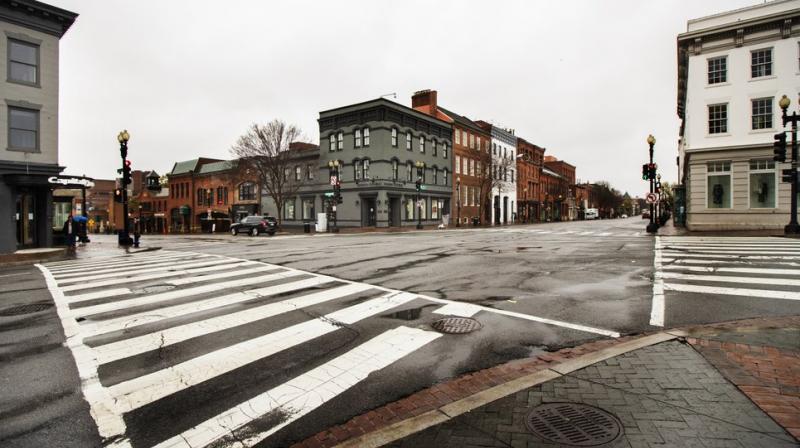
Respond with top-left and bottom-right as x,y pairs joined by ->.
230,215 -> 277,236
584,208 -> 599,220
642,211 -> 651,219
621,214 -> 628,219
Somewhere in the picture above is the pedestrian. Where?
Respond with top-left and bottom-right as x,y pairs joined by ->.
62,215 -> 76,254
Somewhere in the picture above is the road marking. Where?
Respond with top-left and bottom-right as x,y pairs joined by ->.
650,236 -> 665,327
598,232 -> 613,236
93,283 -> 374,364
663,282 -> 800,301
80,276 -> 335,337
661,272 -> 800,287
58,260 -> 252,291
65,288 -> 132,303
107,292 -> 421,413
432,302 -> 482,317
661,247 -> 800,254
660,252 -> 800,260
662,265 -> 800,276
578,231 -> 594,235
55,257 -> 242,283
35,264 -> 132,447
48,253 -> 198,273
661,258 -> 800,267
164,264 -> 278,285
154,326 -> 442,448
68,270 -> 297,316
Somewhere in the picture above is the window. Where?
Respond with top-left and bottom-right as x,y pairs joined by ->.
284,200 -> 295,220
407,162 -> 413,181
455,155 -> 461,174
391,128 -> 398,147
392,160 -> 398,180
355,160 -> 362,180
708,104 -> 728,134
329,134 -> 336,152
405,198 -> 414,221
749,160 -> 776,208
363,127 -> 370,146
417,166 -> 424,183
354,129 -> 362,147
492,143 -> 497,155
307,164 -> 315,180
433,168 -> 438,185
432,199 -> 439,219
362,159 -> 370,179
469,133 -> 475,149
8,39 -> 38,84
751,48 -> 772,78
511,169 -> 515,183
432,139 -> 437,156
197,189 -> 203,206
476,161 -> 481,176
461,130 -> 467,146
751,97 -> 773,130
295,166 -> 302,181
406,132 -> 412,150
8,107 -> 39,151
469,159 -> 475,176
442,169 -> 448,186
707,56 -> 727,84
419,135 -> 425,153
420,198 -> 427,220
239,183 -> 256,200
302,199 -> 314,220
707,161 -> 731,209
442,142 -> 447,159
455,129 -> 461,145
337,132 -> 344,150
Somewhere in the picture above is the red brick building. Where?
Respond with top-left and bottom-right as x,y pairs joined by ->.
543,156 -> 576,221
516,138 -> 545,223
412,90 -> 491,225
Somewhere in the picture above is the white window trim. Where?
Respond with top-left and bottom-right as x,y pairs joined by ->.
705,162 -> 732,210
749,47 -> 774,80
747,160 -> 778,209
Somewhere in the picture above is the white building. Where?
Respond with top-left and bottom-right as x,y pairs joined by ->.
0,0 -> 78,253
676,0 -> 800,230
483,124 -> 517,225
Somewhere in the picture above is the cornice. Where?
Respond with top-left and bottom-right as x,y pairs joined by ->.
0,0 -> 78,38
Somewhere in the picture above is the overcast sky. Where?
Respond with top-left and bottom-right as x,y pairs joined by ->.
51,0 -> 757,197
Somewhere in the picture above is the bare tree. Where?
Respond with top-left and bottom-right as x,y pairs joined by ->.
230,120 -> 307,227
475,149 -> 517,224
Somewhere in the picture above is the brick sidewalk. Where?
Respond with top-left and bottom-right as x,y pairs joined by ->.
294,317 -> 800,448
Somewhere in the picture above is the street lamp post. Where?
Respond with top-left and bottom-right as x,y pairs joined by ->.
415,161 -> 424,230
327,160 -> 340,233
117,130 -> 132,246
646,134 -> 658,233
779,95 -> 800,234
456,177 -> 461,227
656,173 -> 662,224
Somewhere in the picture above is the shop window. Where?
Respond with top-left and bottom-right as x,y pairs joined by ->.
405,198 -> 414,221
302,198 -> 314,220
707,161 -> 731,209
749,160 -> 776,208
284,199 -> 295,220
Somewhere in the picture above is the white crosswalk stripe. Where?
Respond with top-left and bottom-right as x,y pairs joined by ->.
36,249 -> 620,448
652,236 -> 800,327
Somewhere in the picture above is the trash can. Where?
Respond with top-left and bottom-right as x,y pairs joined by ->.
303,222 -> 311,233
472,217 -> 479,227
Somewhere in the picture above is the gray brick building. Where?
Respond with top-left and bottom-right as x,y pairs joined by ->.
264,98 -> 453,229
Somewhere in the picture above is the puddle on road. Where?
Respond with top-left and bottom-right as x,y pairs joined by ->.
381,304 -> 437,321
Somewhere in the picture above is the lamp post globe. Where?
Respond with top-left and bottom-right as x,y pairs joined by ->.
779,94 -> 791,111
647,134 -> 656,146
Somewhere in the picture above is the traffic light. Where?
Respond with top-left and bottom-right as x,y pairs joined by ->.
782,168 -> 797,183
122,159 -> 132,185
641,164 -> 648,180
415,178 -> 421,192
648,163 -> 657,180
114,188 -> 123,203
774,132 -> 787,163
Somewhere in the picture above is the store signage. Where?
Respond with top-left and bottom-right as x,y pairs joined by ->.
48,176 -> 95,188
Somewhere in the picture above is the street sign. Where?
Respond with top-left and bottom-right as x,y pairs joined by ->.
324,192 -> 334,197
646,192 -> 658,204
420,185 -> 427,191
330,176 -> 338,186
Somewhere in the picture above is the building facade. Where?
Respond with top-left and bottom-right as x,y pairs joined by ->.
544,156 -> 577,220
313,98 -> 453,228
476,122 -> 517,225
0,0 -> 77,253
677,0 -> 800,230
412,90 -> 491,225
516,137 -> 545,223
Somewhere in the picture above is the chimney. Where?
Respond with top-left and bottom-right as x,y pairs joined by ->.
412,89 -> 438,116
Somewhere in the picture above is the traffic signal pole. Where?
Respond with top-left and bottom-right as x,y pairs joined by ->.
646,136 -> 658,234
783,107 -> 799,234
117,130 -> 132,246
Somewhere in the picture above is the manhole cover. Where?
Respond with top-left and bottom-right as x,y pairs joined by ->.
525,403 -> 622,447
431,317 -> 482,334
0,303 -> 53,317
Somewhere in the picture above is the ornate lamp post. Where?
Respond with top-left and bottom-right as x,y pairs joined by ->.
117,130 -> 132,246
646,134 -> 658,233
456,177 -> 461,227
779,95 -> 799,234
327,160 -> 340,233
415,161 -> 425,229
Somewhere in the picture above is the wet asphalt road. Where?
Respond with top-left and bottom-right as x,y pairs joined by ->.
3,217 -> 799,448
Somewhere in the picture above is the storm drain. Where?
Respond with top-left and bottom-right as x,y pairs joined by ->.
0,303 -> 53,317
431,317 -> 482,334
524,402 -> 623,446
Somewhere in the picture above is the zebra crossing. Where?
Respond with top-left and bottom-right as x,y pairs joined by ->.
650,236 -> 800,326
37,250 -> 618,448
480,227 -> 645,238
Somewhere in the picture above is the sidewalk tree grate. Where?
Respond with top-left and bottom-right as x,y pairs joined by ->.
0,302 -> 53,316
431,317 -> 482,334
524,402 -> 623,446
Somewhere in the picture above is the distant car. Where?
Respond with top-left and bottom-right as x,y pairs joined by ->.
621,214 -> 628,219
642,211 -> 651,219
584,208 -> 599,220
230,215 -> 277,236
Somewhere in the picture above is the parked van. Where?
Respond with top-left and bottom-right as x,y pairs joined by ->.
585,208 -> 599,220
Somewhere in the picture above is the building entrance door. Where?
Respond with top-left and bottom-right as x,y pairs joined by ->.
503,197 -> 508,224
388,197 -> 400,227
362,198 -> 377,227
15,192 -> 36,248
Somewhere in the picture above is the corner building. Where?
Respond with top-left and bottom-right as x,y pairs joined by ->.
318,98 -> 453,228
677,0 -> 800,230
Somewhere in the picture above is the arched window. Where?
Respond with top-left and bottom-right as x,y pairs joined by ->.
442,168 -> 448,186
329,134 -> 336,152
391,128 -> 398,147
431,137 -> 436,156
392,160 -> 399,180
419,135 -> 425,153
406,132 -> 412,151
363,127 -> 370,146
354,159 -> 362,180
406,161 -> 413,181
354,128 -> 362,148
362,159 -> 370,179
